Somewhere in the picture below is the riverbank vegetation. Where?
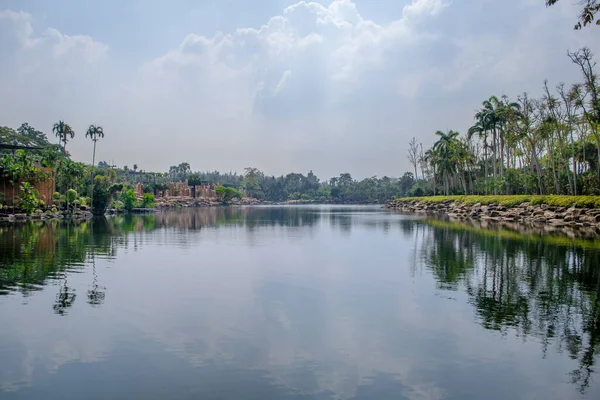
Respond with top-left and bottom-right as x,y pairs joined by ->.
404,47 -> 600,198
394,195 -> 600,208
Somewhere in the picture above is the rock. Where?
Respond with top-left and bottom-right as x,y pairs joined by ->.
548,219 -> 567,226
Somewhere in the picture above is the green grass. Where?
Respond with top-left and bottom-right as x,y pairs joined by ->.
394,195 -> 600,208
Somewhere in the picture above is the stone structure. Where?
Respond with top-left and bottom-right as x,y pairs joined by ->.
149,181 -> 218,200
0,167 -> 55,206
192,184 -> 217,199
134,183 -> 144,198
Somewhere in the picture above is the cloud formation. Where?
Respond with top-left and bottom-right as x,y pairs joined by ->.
0,0 -> 599,177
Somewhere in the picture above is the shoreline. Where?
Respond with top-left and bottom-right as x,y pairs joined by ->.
385,196 -> 600,235
0,200 -> 383,223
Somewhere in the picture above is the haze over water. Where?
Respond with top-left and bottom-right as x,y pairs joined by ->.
0,205 -> 599,400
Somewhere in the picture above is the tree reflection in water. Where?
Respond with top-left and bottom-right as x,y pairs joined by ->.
419,218 -> 600,393
1,208 -> 599,392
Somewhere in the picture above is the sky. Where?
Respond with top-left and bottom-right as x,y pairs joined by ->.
0,0 -> 599,179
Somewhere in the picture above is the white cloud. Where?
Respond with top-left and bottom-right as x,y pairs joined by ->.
0,1 -> 599,177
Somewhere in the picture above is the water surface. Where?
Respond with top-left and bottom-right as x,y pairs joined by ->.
0,205 -> 599,399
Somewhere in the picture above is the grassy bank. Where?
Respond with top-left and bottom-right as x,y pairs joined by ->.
393,195 -> 600,208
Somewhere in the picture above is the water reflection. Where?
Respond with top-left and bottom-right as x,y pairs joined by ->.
0,206 -> 599,399
418,218 -> 600,393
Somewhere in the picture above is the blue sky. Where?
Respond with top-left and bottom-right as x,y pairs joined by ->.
0,0 -> 598,177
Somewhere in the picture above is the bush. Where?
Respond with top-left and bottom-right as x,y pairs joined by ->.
215,186 -> 242,202
141,193 -> 155,208
19,182 -> 43,215
120,189 -> 137,211
409,187 -> 425,197
109,200 -> 124,210
66,189 -> 78,204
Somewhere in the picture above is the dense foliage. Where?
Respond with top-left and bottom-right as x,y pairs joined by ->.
405,47 -> 600,198
215,186 -> 242,202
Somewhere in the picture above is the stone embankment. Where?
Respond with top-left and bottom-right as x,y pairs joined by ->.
0,208 -> 93,222
385,199 -> 600,231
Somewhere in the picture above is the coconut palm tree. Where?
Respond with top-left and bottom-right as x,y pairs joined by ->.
86,125 -> 104,213
468,120 -> 489,194
433,130 -> 461,195
424,148 -> 439,195
52,120 -> 75,156
479,97 -> 502,193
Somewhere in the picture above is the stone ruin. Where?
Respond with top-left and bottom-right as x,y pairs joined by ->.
135,180 -> 218,199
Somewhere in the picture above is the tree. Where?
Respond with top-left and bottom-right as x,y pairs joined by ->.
433,130 -> 461,195
52,120 -> 75,156
407,137 -> 420,180
546,0 -> 600,30
178,162 -> 191,179
215,185 -> 242,202
243,167 -> 262,198
86,125 -> 104,213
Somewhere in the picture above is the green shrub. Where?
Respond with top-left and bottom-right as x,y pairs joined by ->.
19,182 -> 43,215
120,189 -> 137,211
215,186 -> 243,202
141,193 -> 155,208
109,200 -> 124,210
66,189 -> 78,204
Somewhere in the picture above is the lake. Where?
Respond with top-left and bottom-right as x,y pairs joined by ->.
0,205 -> 599,400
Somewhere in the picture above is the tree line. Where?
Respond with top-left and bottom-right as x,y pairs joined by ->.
405,47 -> 600,197
153,164 -> 416,203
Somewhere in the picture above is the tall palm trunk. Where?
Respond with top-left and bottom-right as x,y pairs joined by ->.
483,138 -> 489,195
548,137 -> 560,194
570,130 -> 577,194
90,140 -> 97,214
492,127 -> 497,195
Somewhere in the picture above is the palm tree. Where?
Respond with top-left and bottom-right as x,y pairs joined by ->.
86,125 -> 104,214
133,164 -> 138,183
468,121 -> 489,194
424,148 -> 439,195
480,97 -> 502,193
52,120 -> 75,156
433,130 -> 460,195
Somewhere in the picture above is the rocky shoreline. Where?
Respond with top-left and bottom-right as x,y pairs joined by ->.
0,208 -> 93,223
0,198 -> 380,223
385,199 -> 600,234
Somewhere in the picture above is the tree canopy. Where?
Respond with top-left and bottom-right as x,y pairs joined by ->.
547,0 -> 600,29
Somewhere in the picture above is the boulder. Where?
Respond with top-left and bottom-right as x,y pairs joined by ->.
548,219 -> 567,227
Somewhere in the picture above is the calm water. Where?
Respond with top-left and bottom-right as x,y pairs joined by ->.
0,205 -> 599,400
